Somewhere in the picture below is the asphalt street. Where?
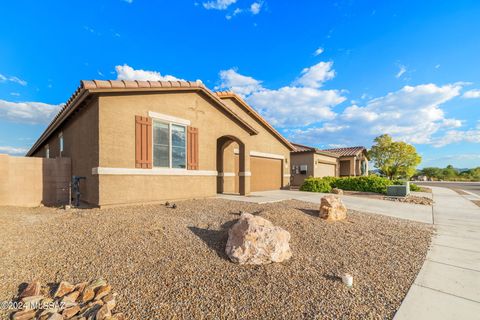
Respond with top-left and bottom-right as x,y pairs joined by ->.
415,181 -> 480,196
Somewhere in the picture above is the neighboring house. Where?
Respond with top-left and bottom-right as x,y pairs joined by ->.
290,143 -> 369,186
27,80 -> 294,207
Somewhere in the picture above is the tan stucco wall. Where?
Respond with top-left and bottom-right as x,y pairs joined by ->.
96,91 -> 291,206
31,99 -> 100,204
0,155 -> 70,207
291,152 -> 339,186
290,152 -> 314,186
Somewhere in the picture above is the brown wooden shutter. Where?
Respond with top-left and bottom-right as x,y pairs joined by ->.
135,116 -> 152,169
187,126 -> 199,170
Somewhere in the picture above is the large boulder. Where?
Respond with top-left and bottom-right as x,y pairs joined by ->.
225,213 -> 292,265
319,195 -> 347,221
331,188 -> 344,195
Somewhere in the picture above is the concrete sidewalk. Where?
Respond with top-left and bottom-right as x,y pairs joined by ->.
218,189 -> 433,223
394,187 -> 480,319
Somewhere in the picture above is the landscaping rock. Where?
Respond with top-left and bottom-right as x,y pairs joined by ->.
319,195 -> 347,221
94,284 -> 111,301
9,280 -> 120,320
102,293 -> 116,311
331,188 -> 344,195
62,305 -> 81,319
47,313 -> 63,320
11,309 -> 36,320
95,304 -> 111,319
225,212 -> 292,264
54,281 -> 75,298
19,281 -> 41,298
62,290 -> 80,303
80,286 -> 95,303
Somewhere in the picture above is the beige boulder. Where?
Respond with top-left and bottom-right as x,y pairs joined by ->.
225,212 -> 292,265
319,195 -> 347,221
331,188 -> 344,195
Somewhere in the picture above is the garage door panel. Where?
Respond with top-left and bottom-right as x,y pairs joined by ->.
317,163 -> 336,177
251,156 -> 282,192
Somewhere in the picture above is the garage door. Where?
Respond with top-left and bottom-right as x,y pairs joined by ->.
251,156 -> 282,192
318,163 -> 336,177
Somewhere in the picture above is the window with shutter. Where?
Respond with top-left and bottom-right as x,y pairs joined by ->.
187,126 -> 199,170
135,115 -> 152,168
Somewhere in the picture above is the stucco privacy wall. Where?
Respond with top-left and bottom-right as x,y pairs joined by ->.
97,91 -> 291,206
32,99 -> 100,204
290,152 -> 314,186
0,154 -> 70,207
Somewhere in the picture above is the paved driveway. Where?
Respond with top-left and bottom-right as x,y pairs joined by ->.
218,189 -> 433,224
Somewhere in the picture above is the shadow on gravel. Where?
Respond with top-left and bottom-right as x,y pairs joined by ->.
188,220 -> 237,260
296,207 -> 319,217
323,274 -> 342,283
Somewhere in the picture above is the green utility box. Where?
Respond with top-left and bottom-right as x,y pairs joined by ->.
387,182 -> 410,197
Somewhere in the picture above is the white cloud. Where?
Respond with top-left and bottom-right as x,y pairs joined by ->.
463,89 -> 480,99
294,61 -> 336,88
10,92 -> 20,96
247,86 -> 345,127
216,68 -> 263,96
0,73 -> 27,86
291,83 -> 464,147
123,0 -> 133,3
0,146 -> 28,156
250,2 -> 262,14
435,64 -> 441,69
226,8 -> 242,19
314,47 -> 324,56
202,0 -> 236,10
395,64 -> 406,78
216,62 -> 346,127
115,64 -> 183,82
0,99 -> 62,124
433,121 -> 480,147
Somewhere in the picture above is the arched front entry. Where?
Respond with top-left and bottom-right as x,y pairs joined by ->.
216,135 -> 247,195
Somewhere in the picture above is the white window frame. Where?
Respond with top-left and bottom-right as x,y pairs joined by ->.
152,119 -> 187,169
58,132 -> 64,156
45,144 -> 50,159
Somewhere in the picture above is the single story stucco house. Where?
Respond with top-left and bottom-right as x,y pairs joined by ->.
290,143 -> 369,186
27,80 -> 294,207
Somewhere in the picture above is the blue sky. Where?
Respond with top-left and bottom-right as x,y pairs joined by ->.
1,0 -> 479,168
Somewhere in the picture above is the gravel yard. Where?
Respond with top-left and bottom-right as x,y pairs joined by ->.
0,199 -> 431,319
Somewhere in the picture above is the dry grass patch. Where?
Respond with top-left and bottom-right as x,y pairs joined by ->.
0,199 -> 431,319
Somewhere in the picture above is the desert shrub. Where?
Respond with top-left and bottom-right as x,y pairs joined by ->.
300,175 -> 393,194
334,176 -> 393,194
409,183 -> 421,192
300,177 -> 332,193
392,179 -> 421,192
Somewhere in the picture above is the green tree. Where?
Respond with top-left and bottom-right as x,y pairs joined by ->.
421,167 -> 443,180
368,134 -> 422,180
442,164 -> 458,181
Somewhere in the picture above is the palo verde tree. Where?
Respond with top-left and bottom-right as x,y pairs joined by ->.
368,134 -> 422,180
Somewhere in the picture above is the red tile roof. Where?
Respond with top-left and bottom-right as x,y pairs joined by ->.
291,142 -> 339,157
27,80 -> 260,156
321,146 -> 366,157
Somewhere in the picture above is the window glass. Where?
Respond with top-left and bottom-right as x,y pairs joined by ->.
153,122 -> 169,167
171,124 -> 186,168
45,145 -> 50,159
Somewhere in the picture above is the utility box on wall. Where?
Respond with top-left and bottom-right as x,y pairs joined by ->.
299,165 -> 308,175
386,183 -> 410,197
